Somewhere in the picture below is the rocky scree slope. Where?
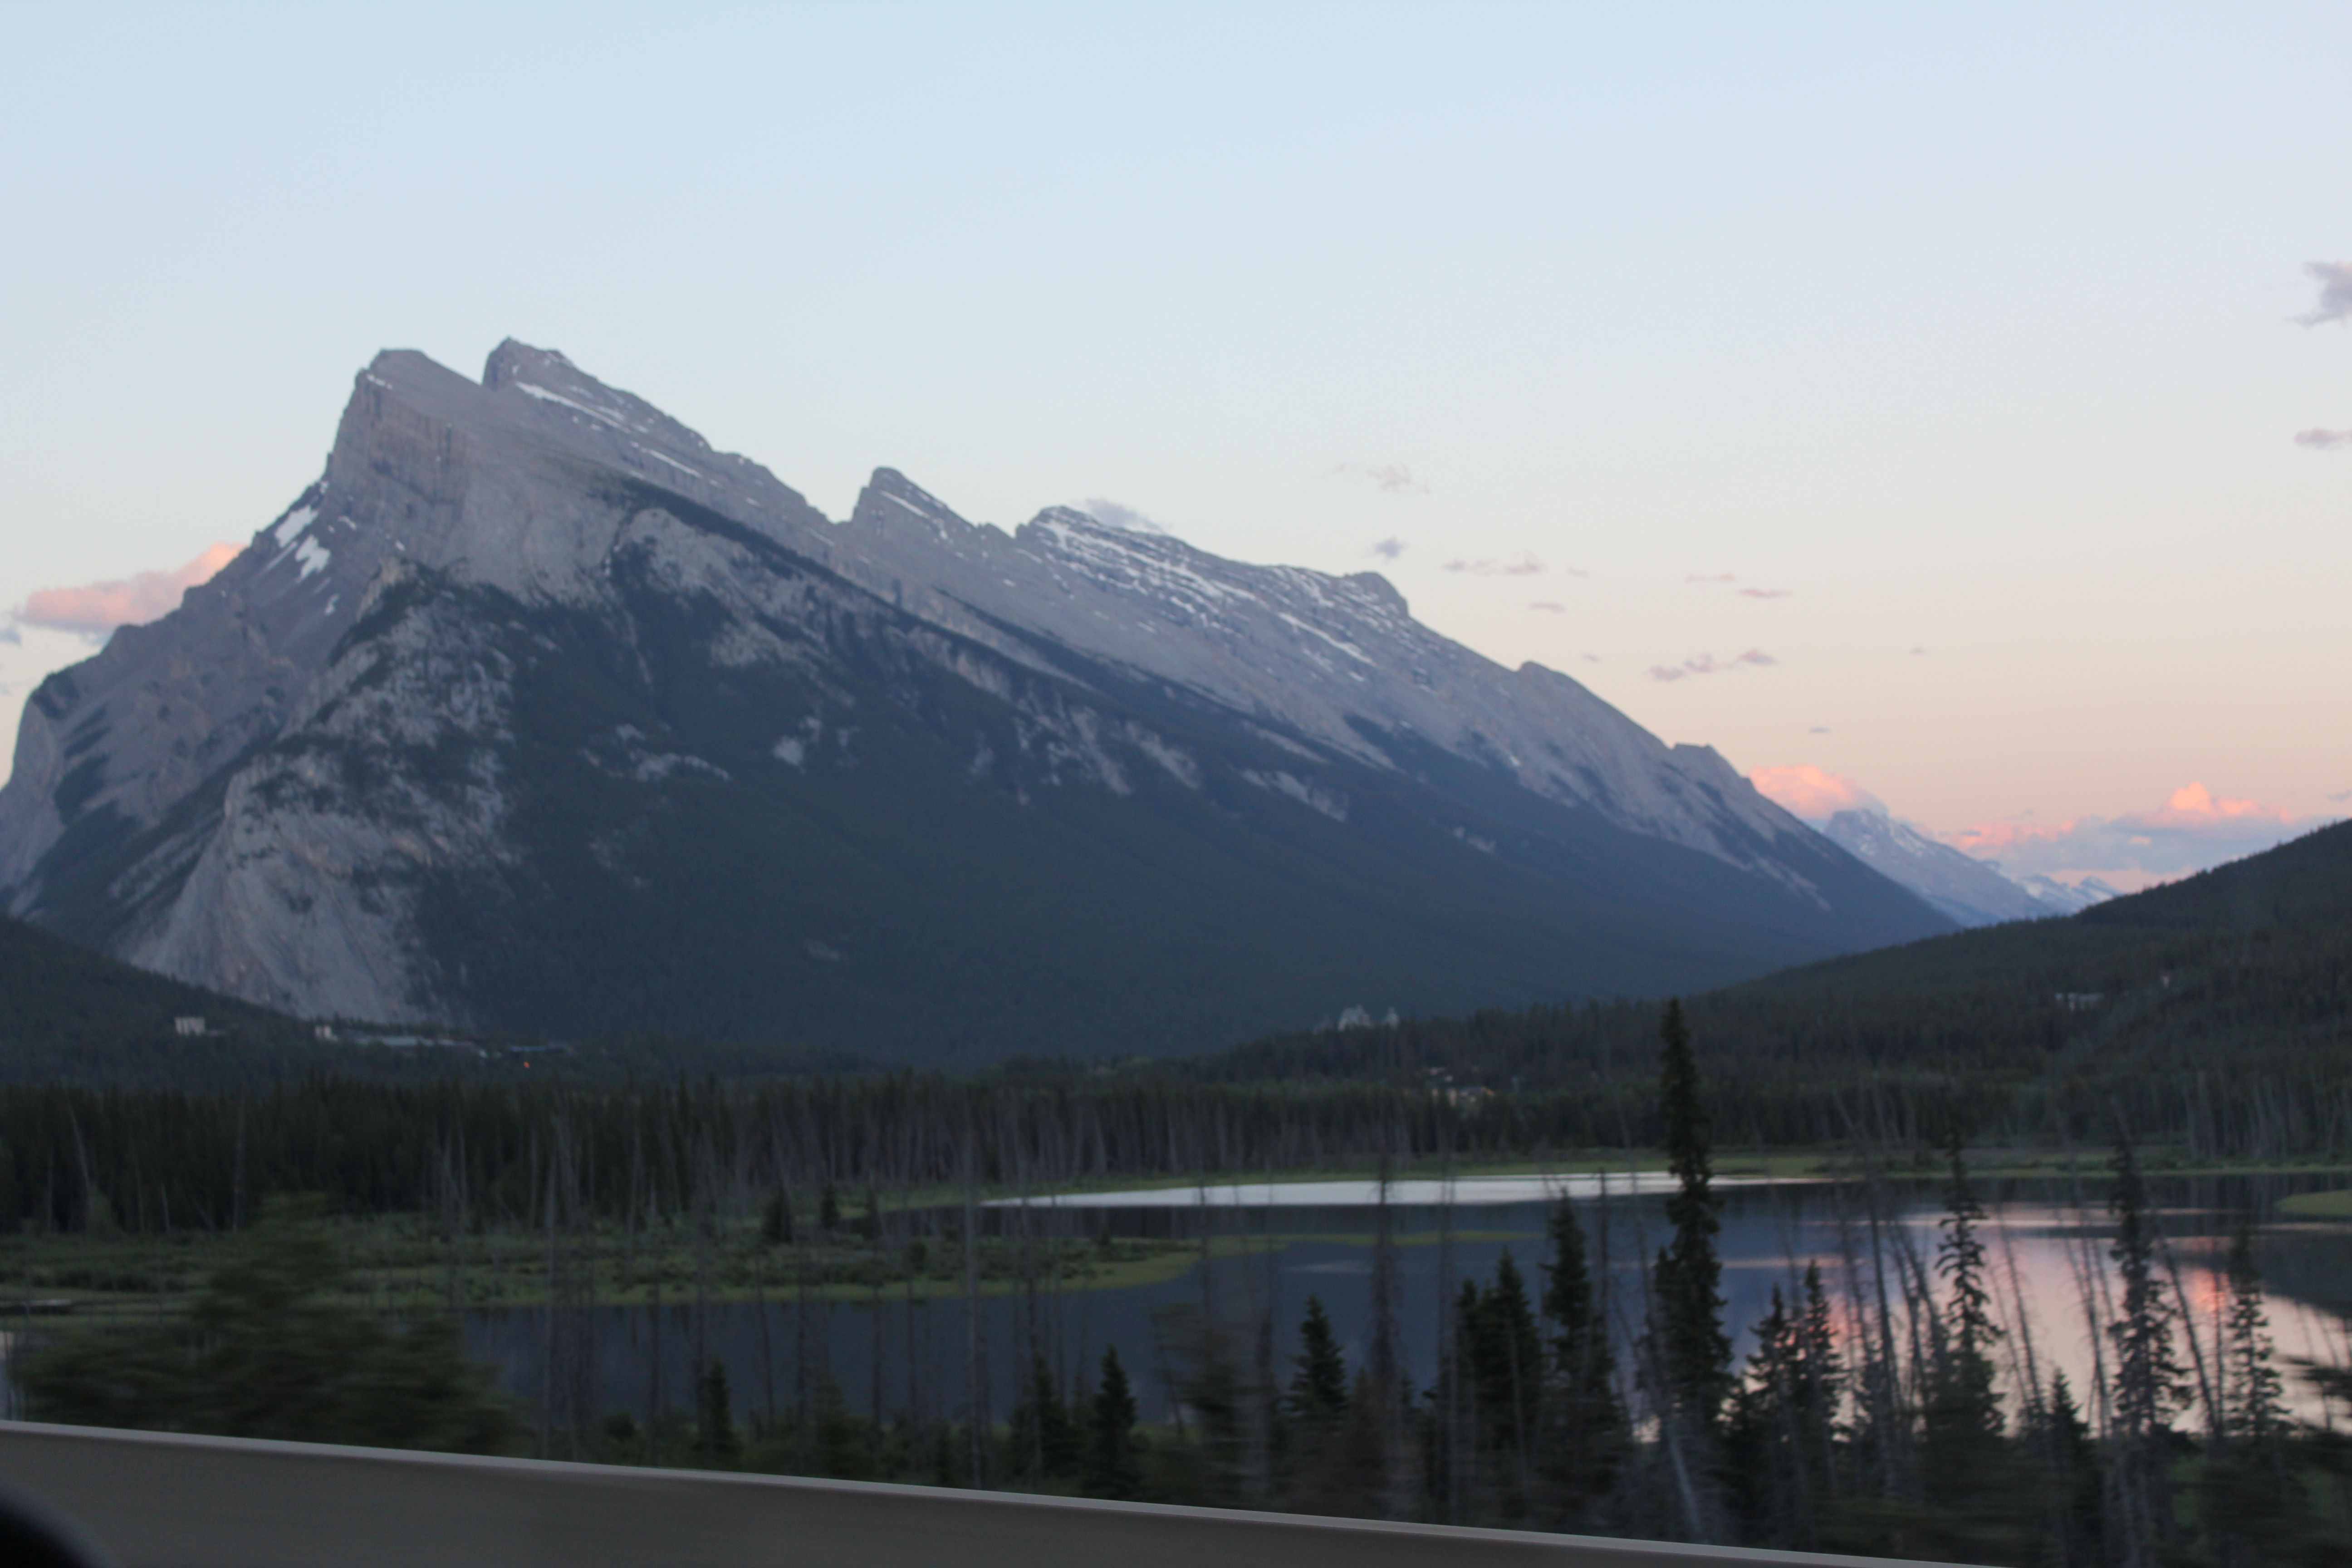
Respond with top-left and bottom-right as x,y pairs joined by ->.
0,343 -> 1951,1060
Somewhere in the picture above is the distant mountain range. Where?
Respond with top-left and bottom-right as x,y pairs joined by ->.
0,342 -> 1951,1062
1812,808 -> 2117,927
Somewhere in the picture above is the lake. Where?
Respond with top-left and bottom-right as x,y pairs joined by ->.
467,1169 -> 2352,1434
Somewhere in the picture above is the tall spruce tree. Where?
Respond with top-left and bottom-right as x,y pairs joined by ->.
1652,999 -> 1730,1425
2197,1226 -> 2305,1568
1922,1135 -> 2003,1470
2219,1228 -> 2287,1456
1541,1193 -> 1626,1521
2106,1135 -> 2187,1565
1084,1344 -> 1144,1499
1287,1296 -> 1349,1429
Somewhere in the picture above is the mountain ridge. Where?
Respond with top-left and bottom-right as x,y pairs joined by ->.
0,341 -> 1953,1059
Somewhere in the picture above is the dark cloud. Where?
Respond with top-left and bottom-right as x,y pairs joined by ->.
1648,649 -> 1776,682
2293,428 -> 2352,451
1323,461 -> 1430,496
1082,499 -> 1169,535
1369,536 -> 1406,560
2296,261 -> 2352,327
1443,553 -> 1543,577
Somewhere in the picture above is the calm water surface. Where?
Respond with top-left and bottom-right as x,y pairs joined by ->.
468,1171 -> 2352,1429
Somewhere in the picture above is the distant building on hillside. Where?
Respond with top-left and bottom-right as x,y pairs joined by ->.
172,1016 -> 205,1037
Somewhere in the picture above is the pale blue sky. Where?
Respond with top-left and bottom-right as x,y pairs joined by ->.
4,1 -> 2347,884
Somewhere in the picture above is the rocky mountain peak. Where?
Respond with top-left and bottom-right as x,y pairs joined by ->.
0,338 -> 1955,1051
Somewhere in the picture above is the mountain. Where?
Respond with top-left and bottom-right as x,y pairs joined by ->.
1817,808 -> 2113,926
1184,818 -> 2352,1104
0,342 -> 1952,1063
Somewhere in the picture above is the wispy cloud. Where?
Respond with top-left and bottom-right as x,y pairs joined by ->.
18,543 -> 240,638
1369,536 -> 1406,560
1808,725 -> 1831,735
1749,764 -> 1882,822
1685,572 -> 1736,584
1950,782 -> 2336,880
2293,428 -> 2352,451
2296,260 -> 2352,327
1083,498 -> 1169,536
1529,601 -> 1564,613
1323,461 -> 1430,496
1443,553 -> 1543,577
1738,587 -> 1793,600
1648,649 -> 1776,681
2330,786 -> 2352,804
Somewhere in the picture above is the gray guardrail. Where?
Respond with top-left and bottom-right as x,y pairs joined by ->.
0,1421 -> 1977,1568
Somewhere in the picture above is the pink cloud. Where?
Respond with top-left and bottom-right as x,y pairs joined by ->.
1648,648 -> 1776,681
1738,587 -> 1793,599
1323,461 -> 1430,496
2293,428 -> 2352,451
2296,260 -> 2352,327
1749,764 -> 1882,822
18,543 -> 240,637
1685,572 -> 1736,584
1948,782 -> 2331,881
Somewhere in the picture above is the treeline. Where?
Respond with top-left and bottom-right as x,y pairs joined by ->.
7,1034 -> 2352,1235
21,1005 -> 2352,1565
1189,823 -> 2352,1108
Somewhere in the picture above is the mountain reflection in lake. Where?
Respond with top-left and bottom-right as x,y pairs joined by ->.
467,1172 -> 2352,1431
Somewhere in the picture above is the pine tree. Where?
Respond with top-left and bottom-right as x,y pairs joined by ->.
1084,1345 -> 1144,1499
2033,1371 -> 2104,1568
1474,1251 -> 1543,1468
2218,1228 -> 2286,1456
2106,1135 -> 2187,1564
1541,1194 -> 1624,1519
1006,1353 -> 1081,1485
1922,1135 -> 2002,1475
1651,999 -> 1730,1426
2199,1227 -> 2303,1568
1286,1296 -> 1349,1429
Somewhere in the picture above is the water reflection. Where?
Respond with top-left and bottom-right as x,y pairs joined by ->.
469,1172 -> 2352,1431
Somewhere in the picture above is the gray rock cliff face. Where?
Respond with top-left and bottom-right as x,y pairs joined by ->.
0,342 -> 1953,1052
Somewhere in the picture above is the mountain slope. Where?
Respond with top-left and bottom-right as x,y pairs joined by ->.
0,342 -> 1952,1061
1816,808 -> 2102,926
1183,820 -> 2352,1100
0,911 -> 287,1041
